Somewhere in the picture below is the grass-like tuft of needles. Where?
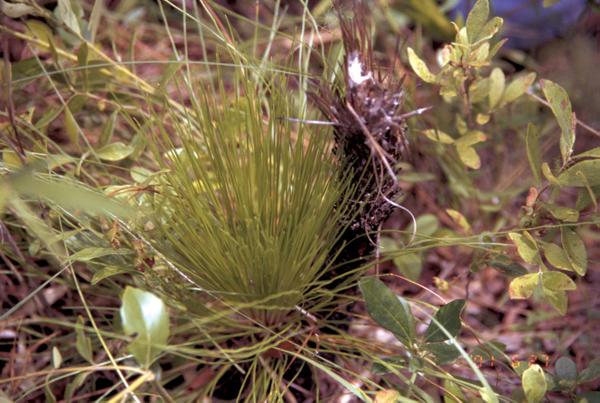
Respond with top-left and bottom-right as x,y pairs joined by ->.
145,71 -> 356,322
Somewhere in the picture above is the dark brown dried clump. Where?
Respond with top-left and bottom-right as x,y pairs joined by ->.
310,1 -> 409,244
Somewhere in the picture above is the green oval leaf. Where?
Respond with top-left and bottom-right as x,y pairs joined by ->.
466,0 -> 489,42
558,160 -> 600,187
502,73 -> 536,105
97,142 -> 134,162
555,356 -> 577,382
424,299 -> 466,343
522,364 -> 547,403
540,79 -> 575,164
359,277 -> 416,348
561,227 -> 587,276
120,286 -> 170,368
407,48 -> 437,84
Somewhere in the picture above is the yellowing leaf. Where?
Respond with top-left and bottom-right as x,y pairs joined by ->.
446,209 -> 471,233
522,364 -> 547,403
540,79 -> 575,164
456,145 -> 480,169
407,48 -> 437,84
502,72 -> 536,105
508,231 -> 539,264
374,390 -> 400,403
64,107 -> 79,145
542,271 -> 576,291
509,273 -> 539,299
422,129 -> 454,144
488,68 -> 505,108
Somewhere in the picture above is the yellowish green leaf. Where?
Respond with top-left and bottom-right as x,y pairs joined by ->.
508,231 -> 539,264
509,273 -> 539,299
488,68 -> 505,108
407,48 -> 437,84
502,73 -> 536,105
540,79 -> 575,164
446,209 -> 471,233
522,364 -> 547,402
543,243 -> 573,272
558,160 -> 600,187
465,0 -> 489,42
97,142 -> 134,162
561,227 -> 587,276
525,124 -> 542,186
422,129 -> 454,144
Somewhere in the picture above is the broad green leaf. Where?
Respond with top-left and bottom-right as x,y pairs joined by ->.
424,342 -> 461,365
488,257 -> 528,277
466,0 -> 489,42
55,0 -> 81,36
120,287 -> 170,368
70,247 -> 130,262
543,288 -> 568,315
542,271 -> 576,291
508,232 -> 538,264
561,227 -> 587,276
509,273 -> 539,299
488,68 -> 505,108
540,202 -> 579,222
579,358 -> 600,383
75,316 -> 93,363
424,299 -> 465,343
97,142 -> 134,162
422,129 -> 454,144
525,124 -> 542,186
456,145 -> 481,169
446,209 -> 471,233
558,160 -> 600,187
407,48 -> 437,84
540,79 -> 575,164
522,364 -> 547,403
502,73 -> 536,105
543,243 -> 573,271
91,266 -> 135,285
412,214 -> 439,237
359,277 -> 416,348
10,168 -> 133,217
555,357 -> 577,381
393,253 -> 422,281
